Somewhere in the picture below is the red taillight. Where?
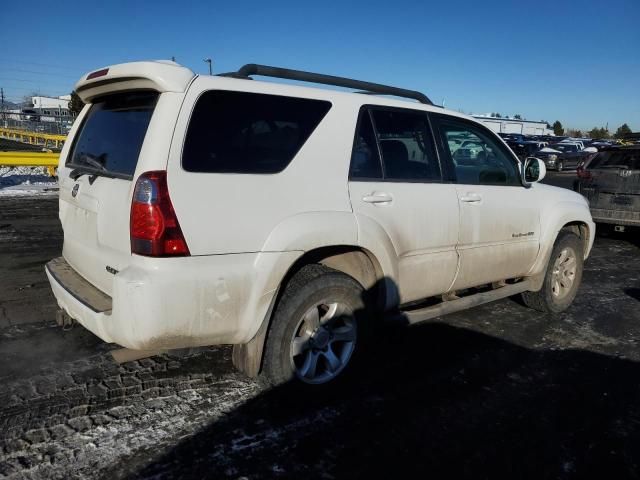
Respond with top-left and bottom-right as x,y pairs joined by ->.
576,166 -> 592,180
130,171 -> 190,256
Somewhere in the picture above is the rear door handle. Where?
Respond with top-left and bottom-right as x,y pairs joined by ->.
362,193 -> 393,204
460,192 -> 482,203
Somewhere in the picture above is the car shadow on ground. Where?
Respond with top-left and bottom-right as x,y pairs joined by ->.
130,279 -> 640,480
624,288 -> 640,301
596,225 -> 640,248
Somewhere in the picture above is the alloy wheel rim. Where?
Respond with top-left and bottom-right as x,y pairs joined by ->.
290,301 -> 357,384
551,247 -> 577,299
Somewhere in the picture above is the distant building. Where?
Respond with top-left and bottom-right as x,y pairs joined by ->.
472,115 -> 553,136
30,95 -> 72,122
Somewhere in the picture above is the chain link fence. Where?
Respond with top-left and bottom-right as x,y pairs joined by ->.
0,112 -> 74,135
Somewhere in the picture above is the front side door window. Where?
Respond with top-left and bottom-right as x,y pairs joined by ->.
436,117 -> 521,186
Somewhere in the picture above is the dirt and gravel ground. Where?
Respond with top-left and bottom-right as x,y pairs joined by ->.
1,177 -> 639,479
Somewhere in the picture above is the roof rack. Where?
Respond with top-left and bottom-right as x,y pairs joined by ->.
218,64 -> 433,105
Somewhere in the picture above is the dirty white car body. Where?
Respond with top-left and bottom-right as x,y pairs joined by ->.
46,61 -> 595,383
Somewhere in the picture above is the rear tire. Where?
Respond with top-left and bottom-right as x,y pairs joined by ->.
522,231 -> 583,313
260,264 -> 367,387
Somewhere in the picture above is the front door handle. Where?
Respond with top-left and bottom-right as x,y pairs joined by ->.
460,192 -> 482,203
362,193 -> 393,204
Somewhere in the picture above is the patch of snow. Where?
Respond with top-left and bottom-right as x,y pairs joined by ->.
0,166 -> 58,196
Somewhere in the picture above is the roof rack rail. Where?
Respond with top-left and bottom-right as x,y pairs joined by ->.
218,64 -> 433,105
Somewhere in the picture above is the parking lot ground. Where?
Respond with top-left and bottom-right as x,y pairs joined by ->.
1,194 -> 639,479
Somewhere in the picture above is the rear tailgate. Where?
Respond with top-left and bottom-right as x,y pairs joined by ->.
582,149 -> 640,222
57,62 -> 195,295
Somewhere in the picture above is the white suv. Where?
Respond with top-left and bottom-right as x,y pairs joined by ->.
46,61 -> 595,386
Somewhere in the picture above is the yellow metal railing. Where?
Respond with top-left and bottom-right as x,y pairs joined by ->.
0,151 -> 59,176
0,127 -> 67,149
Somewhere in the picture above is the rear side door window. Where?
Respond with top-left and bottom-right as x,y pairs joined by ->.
349,110 -> 383,180
349,107 -> 441,182
183,91 -> 331,174
434,115 -> 521,186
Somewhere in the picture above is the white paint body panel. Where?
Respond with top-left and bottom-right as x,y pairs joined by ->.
349,181 -> 459,303
167,76 -> 358,255
453,184 -> 540,290
48,60 -> 595,353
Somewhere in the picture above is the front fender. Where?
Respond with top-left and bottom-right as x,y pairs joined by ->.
529,200 -> 595,276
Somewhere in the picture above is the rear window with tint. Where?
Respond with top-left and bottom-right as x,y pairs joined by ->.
67,91 -> 158,177
182,91 -> 331,174
588,150 -> 640,170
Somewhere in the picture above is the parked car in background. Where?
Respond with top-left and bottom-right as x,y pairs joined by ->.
535,147 -> 564,171
575,146 -> 640,229
544,143 -> 591,171
591,140 -> 615,150
498,133 -> 527,143
557,139 -> 585,150
21,109 -> 40,122
506,140 -> 544,161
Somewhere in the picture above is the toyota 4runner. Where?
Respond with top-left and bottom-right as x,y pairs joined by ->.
46,61 -> 595,386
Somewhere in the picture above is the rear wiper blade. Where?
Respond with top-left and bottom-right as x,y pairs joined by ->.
68,153 -> 110,183
69,166 -> 104,184
81,154 -> 108,172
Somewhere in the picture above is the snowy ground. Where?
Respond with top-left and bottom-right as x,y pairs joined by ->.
0,167 -> 58,196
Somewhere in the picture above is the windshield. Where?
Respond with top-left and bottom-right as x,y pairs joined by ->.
67,91 -> 159,177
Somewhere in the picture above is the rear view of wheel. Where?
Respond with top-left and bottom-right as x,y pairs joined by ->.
522,231 -> 584,313
261,264 -> 366,387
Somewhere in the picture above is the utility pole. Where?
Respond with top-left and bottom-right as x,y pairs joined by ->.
203,58 -> 212,75
0,88 -> 5,125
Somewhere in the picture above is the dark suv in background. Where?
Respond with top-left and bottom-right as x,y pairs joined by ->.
575,146 -> 640,229
538,143 -> 592,171
505,140 -> 544,161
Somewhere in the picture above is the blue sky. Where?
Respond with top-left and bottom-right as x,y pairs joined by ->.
1,0 -> 638,131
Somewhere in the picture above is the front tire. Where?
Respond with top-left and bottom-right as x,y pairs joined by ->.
522,231 -> 583,313
557,161 -> 564,172
261,264 -> 366,387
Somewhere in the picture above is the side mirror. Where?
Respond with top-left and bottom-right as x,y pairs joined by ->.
523,157 -> 546,183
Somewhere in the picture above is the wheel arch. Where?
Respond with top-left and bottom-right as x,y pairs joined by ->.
561,221 -> 591,259
287,246 -> 386,306
233,244 -> 389,378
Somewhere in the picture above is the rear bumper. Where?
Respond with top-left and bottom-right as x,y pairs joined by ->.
46,251 -> 298,350
591,208 -> 640,226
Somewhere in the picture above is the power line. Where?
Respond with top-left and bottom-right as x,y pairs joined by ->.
0,67 -> 78,80
0,57 -> 72,70
0,76 -> 74,87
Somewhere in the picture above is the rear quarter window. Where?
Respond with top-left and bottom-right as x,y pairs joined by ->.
182,91 -> 331,174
